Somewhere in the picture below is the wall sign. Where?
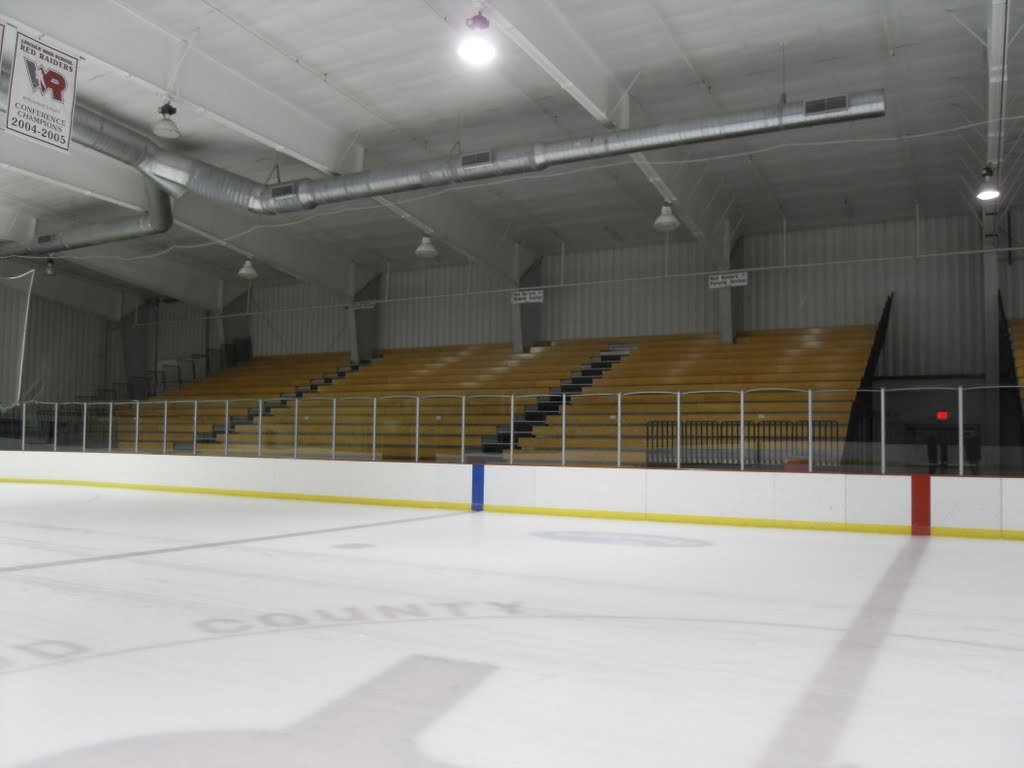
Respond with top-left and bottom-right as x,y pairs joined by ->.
707,271 -> 749,289
5,32 -> 79,152
511,288 -> 544,304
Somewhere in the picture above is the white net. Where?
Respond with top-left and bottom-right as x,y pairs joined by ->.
0,269 -> 34,404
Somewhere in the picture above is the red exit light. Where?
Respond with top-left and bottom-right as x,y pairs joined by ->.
936,411 -> 949,421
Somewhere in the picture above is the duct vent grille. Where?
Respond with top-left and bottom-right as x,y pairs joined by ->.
804,95 -> 849,115
461,151 -> 493,168
271,183 -> 298,198
37,234 -> 55,244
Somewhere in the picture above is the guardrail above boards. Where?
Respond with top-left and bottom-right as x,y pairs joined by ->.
1,385 -> 1022,477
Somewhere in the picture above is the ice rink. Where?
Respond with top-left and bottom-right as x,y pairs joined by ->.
1,483 -> 1022,767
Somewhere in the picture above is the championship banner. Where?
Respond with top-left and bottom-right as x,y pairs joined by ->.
5,32 -> 78,152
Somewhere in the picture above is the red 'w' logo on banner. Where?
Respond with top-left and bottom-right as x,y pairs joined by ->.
24,59 -> 68,103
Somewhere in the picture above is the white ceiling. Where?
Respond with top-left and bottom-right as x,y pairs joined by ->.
0,0 -> 1021,312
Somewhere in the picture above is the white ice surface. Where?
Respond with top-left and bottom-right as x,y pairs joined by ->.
0,484 -> 1022,767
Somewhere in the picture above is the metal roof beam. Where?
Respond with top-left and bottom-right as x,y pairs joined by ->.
0,130 -> 231,310
0,120 -> 362,306
986,0 -> 1009,172
489,0 -> 628,128
0,259 -> 130,320
170,196 -> 369,300
372,193 -> 525,286
69,238 -> 226,312
488,0 -> 717,246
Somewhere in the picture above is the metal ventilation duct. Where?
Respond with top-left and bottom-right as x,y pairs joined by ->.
0,179 -> 171,257
72,91 -> 885,216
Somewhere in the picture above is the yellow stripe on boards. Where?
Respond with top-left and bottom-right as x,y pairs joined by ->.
0,477 -> 470,511
485,504 -> 649,522
931,526 -> 1006,540
485,504 -> 910,535
1004,530 -> 1024,541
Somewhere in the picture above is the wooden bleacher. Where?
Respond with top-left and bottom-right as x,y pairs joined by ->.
215,339 -> 614,460
114,326 -> 875,467
513,326 -> 876,467
115,353 -> 349,453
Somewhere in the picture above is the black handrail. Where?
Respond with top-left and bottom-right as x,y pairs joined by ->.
646,419 -> 841,468
842,293 -> 894,468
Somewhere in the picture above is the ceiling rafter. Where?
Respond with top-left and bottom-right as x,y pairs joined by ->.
107,0 -> 540,286
487,0 -> 733,249
0,129 -> 230,311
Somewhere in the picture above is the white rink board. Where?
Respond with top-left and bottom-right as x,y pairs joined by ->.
773,473 -> 845,523
484,465 -> 537,509
532,466 -> 647,514
931,477 -> 1002,531
645,469 -> 775,519
845,475 -> 911,526
3,452 -> 1022,536
1002,478 -> 1024,533
0,452 -> 472,507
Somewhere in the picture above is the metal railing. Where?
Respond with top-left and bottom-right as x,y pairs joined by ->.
646,419 -> 842,468
2,385 -> 1022,476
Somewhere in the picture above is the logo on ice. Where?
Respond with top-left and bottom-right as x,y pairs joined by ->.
24,58 -> 68,103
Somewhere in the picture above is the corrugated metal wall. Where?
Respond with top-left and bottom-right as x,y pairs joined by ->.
540,242 -> 712,340
20,296 -> 108,402
155,300 -> 208,362
740,216 -> 983,376
0,274 -> 32,402
250,283 -> 350,356
380,265 -> 511,349
216,213 -> 991,371
1002,259 -> 1024,318
1002,207 -> 1024,318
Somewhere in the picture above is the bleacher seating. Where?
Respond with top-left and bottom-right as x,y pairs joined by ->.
114,326 -> 875,467
115,353 -> 349,453
216,340 -> 613,460
515,326 -> 876,467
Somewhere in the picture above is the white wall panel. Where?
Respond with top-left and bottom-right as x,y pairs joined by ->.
541,242 -> 712,340
20,296 -> 107,402
741,216 -> 982,376
250,283 -> 350,356
380,265 -> 511,349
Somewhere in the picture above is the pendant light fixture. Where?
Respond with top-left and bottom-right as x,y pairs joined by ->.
153,102 -> 181,140
237,258 -> 259,280
414,235 -> 439,258
653,204 -> 681,232
977,166 -> 1000,202
457,12 -> 497,67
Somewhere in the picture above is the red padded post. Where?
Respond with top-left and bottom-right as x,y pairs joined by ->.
911,474 -> 931,536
